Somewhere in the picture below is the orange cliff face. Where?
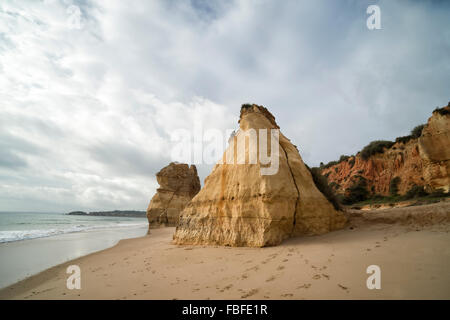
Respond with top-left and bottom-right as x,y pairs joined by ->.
321,105 -> 450,196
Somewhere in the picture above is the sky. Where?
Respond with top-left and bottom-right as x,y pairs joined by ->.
0,0 -> 449,212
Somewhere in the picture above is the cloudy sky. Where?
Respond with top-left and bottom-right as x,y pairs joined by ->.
1,0 -> 449,212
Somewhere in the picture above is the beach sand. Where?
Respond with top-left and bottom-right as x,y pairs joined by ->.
1,205 -> 449,300
0,225 -> 148,289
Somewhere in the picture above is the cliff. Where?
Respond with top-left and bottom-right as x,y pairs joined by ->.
419,106 -> 450,192
321,105 -> 450,198
147,162 -> 201,227
173,104 -> 346,247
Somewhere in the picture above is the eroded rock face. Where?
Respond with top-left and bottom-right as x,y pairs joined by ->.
147,163 -> 200,227
419,106 -> 450,192
322,141 -> 424,196
173,104 -> 347,247
321,105 -> 450,195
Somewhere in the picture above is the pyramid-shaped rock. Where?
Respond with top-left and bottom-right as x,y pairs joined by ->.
173,104 -> 346,246
147,162 -> 200,227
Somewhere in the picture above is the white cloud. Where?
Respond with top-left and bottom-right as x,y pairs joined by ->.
0,0 -> 449,211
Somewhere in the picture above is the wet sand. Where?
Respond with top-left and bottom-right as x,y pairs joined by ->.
0,226 -> 148,289
1,219 -> 449,300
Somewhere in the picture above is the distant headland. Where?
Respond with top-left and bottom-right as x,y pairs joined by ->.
67,210 -> 146,218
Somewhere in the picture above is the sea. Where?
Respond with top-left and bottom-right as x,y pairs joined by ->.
0,211 -> 149,289
0,211 -> 148,243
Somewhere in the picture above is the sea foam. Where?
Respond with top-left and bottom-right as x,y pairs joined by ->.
0,222 -> 148,243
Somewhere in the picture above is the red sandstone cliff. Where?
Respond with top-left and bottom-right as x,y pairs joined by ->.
321,105 -> 450,197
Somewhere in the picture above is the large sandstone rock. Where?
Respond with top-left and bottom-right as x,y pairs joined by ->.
419,105 -> 450,192
147,163 -> 200,227
173,104 -> 347,247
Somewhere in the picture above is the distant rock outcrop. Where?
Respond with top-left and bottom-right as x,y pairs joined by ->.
147,163 -> 201,227
173,104 -> 347,247
67,210 -> 146,217
321,104 -> 450,196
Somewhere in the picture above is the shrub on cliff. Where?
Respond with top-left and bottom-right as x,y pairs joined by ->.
308,167 -> 342,210
389,177 -> 401,196
411,124 -> 425,139
360,140 -> 395,160
321,160 -> 339,169
404,185 -> 428,199
427,188 -> 450,198
319,155 -> 352,170
394,124 -> 425,144
395,135 -> 413,144
433,106 -> 450,116
343,176 -> 369,204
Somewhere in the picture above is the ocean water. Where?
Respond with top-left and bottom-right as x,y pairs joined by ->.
0,211 -> 148,243
0,211 -> 149,289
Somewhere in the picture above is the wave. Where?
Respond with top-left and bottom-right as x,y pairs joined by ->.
0,222 -> 148,243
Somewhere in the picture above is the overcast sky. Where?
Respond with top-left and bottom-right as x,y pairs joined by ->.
1,0 -> 449,212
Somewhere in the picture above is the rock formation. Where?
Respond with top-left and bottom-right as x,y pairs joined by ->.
173,104 -> 347,247
147,163 -> 201,227
321,104 -> 450,196
419,106 -> 450,192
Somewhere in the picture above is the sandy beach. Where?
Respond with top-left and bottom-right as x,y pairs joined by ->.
1,202 -> 449,300
0,224 -> 148,289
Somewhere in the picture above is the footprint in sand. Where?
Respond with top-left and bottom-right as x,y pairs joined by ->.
245,265 -> 260,272
277,265 -> 285,271
312,274 -> 321,280
241,274 -> 249,279
265,275 -> 276,282
297,283 -> 311,289
241,289 -> 259,298
282,259 -> 289,262
322,274 -> 330,280
281,293 -> 293,297
338,284 -> 350,293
